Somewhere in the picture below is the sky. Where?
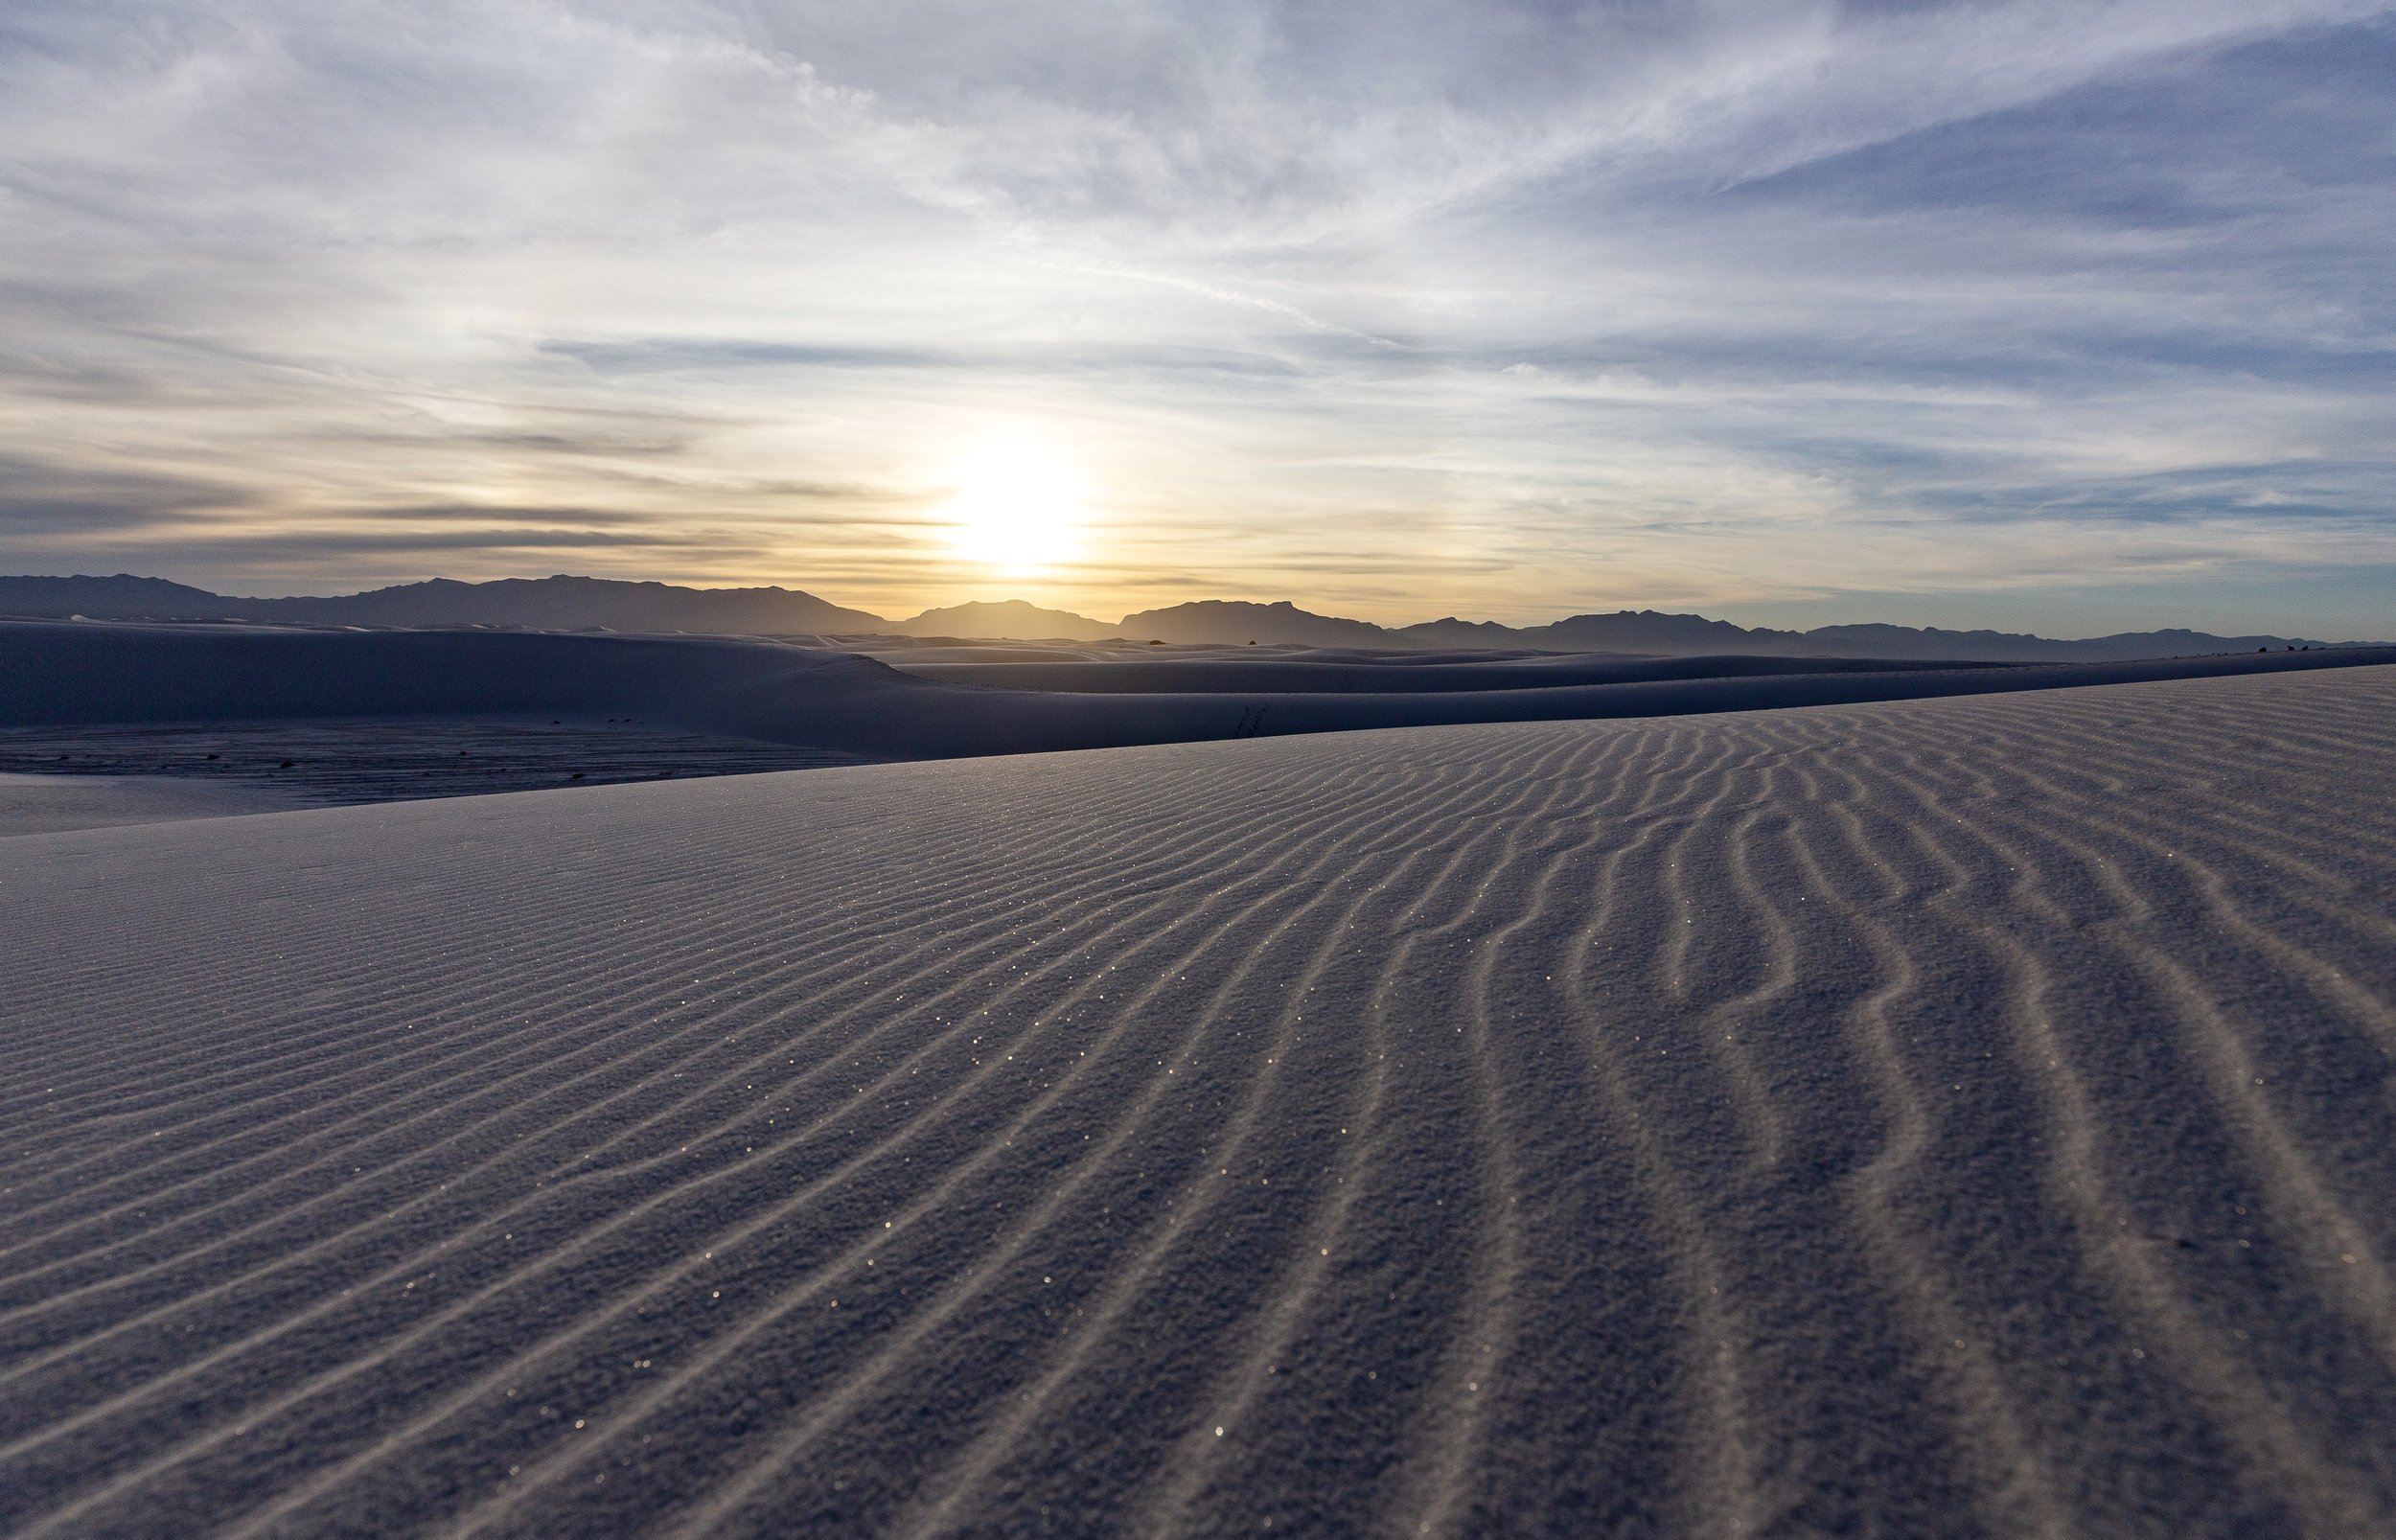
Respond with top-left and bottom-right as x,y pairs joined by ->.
2,0 -> 2392,636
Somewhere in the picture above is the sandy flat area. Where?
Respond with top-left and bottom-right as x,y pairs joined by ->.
3,666 -> 2393,1535
0,772 -> 311,836
0,722 -> 881,828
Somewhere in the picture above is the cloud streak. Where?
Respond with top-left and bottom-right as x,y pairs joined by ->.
0,0 -> 2390,634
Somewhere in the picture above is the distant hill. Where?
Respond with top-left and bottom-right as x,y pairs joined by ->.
0,574 -> 236,621
893,600 -> 1117,640
1516,610 -> 1786,655
1786,621 -> 2318,663
1117,599 -> 1393,647
1124,599 -> 2338,659
0,574 -> 883,634
1507,611 -> 2332,662
0,573 -> 2355,660
1395,617 -> 1539,647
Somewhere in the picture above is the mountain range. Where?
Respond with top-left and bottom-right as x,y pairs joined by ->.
0,573 -> 2356,662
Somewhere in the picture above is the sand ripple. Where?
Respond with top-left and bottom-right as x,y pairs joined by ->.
3,666 -> 2393,1536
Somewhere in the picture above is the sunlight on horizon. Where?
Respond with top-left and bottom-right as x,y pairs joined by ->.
939,439 -> 1088,575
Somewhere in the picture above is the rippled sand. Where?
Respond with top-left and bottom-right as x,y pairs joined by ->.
4,666 -> 2393,1535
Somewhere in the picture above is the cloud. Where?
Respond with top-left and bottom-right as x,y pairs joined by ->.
0,0 -> 2390,632
0,451 -> 247,533
542,340 -> 956,374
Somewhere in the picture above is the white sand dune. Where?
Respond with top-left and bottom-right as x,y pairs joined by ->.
5,665 -> 2394,1534
0,772 -> 310,836
0,722 -> 881,829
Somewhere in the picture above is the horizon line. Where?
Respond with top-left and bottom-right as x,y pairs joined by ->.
2,569 -> 2371,647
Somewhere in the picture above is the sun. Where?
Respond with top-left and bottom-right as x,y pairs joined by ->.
940,440 -> 1085,572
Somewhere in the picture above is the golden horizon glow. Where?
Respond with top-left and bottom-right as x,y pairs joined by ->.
5,6 -> 2388,641
939,440 -> 1087,576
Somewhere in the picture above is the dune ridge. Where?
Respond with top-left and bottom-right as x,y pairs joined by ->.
3,667 -> 2394,1532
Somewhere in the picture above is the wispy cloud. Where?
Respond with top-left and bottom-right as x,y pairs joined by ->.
0,0 -> 2390,633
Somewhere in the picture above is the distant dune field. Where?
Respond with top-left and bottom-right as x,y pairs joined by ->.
7,619 -> 2390,764
5,667 -> 2395,1535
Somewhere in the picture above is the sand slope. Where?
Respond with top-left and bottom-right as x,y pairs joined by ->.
4,668 -> 2395,1535
0,722 -> 880,827
0,772 -> 310,836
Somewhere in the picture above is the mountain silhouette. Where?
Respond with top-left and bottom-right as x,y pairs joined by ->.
0,573 -> 2349,661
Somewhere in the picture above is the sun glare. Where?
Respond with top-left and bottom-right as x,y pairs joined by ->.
941,441 -> 1085,571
